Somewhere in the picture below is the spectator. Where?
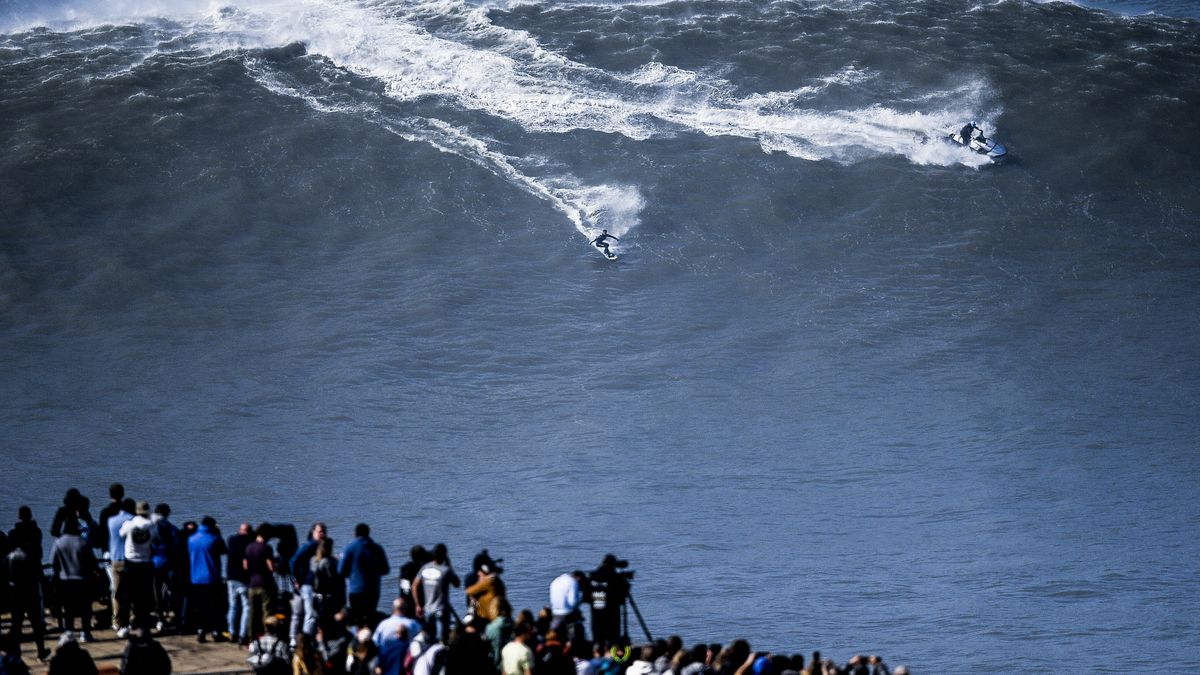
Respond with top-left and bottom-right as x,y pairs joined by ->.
150,504 -> 178,630
293,633 -> 325,675
372,597 -> 421,651
167,521 -> 196,633
289,522 -> 328,644
466,557 -> 507,623
188,516 -> 227,642
624,645 -> 655,675
338,523 -> 389,631
51,518 -> 98,642
93,483 -> 125,557
317,610 -> 351,675
501,622 -> 536,675
49,489 -> 83,539
0,635 -> 32,675
412,543 -> 460,643
680,644 -> 716,675
120,627 -> 172,675
226,522 -> 254,645
311,538 -> 343,631
247,615 -> 290,675
398,546 -> 430,618
655,636 -> 683,674
445,614 -> 496,675
347,628 -> 377,675
244,523 -> 277,639
485,599 -> 515,673
107,498 -> 135,635
118,501 -> 161,631
47,632 -> 98,675
534,629 -> 573,675
548,571 -> 586,636
5,508 -> 48,661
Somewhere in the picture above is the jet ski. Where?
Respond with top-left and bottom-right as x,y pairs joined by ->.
947,121 -> 1007,162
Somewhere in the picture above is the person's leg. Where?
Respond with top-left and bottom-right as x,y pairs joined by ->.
208,584 -> 225,636
301,585 -> 317,637
225,582 -> 238,640
188,584 -> 206,640
153,567 -> 169,628
129,563 -> 156,629
110,560 -> 126,630
61,579 -> 81,632
238,583 -> 252,642
248,587 -> 264,638
77,580 -> 93,640
289,588 -> 303,642
440,609 -> 452,644
24,588 -> 48,658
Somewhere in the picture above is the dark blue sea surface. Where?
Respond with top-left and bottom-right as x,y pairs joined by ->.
2,0 -> 1198,671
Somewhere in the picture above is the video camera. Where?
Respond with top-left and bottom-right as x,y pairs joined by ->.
612,561 -> 635,581
472,548 -> 504,575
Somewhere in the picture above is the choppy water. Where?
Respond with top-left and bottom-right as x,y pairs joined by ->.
2,0 -> 1199,671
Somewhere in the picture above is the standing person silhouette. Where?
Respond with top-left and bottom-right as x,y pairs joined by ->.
592,230 -> 618,258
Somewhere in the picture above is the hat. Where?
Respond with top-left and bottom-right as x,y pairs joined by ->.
135,501 -> 151,516
894,667 -> 910,675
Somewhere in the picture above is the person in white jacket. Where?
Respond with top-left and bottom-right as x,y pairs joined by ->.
118,501 -> 161,633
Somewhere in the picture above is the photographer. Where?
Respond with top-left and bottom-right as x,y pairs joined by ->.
548,570 -> 587,639
588,555 -> 631,648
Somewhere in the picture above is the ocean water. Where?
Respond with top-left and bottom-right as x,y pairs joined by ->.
2,0 -> 1198,670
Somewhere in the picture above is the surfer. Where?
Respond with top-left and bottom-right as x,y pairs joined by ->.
592,230 -> 618,258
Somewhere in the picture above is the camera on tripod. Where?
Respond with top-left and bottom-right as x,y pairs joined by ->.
588,555 -> 650,645
605,556 -> 636,581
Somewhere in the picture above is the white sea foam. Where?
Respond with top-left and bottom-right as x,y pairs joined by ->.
207,0 -> 999,168
9,0 -> 1001,169
6,0 -> 1003,247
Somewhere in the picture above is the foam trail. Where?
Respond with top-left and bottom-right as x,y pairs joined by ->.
11,0 -> 1002,170
245,58 -> 641,246
198,0 -> 999,169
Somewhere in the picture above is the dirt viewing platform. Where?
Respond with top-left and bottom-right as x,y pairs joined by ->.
22,626 -> 250,675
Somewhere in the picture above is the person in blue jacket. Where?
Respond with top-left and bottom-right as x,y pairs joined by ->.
187,517 -> 226,642
339,523 -> 390,631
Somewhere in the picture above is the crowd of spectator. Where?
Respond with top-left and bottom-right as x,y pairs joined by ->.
1,485 -> 911,675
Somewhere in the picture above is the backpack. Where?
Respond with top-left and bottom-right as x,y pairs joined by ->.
248,638 -> 291,675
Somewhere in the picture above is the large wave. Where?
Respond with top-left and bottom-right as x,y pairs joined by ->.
2,0 -> 1003,248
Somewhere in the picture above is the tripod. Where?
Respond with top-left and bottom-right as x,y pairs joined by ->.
620,588 -> 653,643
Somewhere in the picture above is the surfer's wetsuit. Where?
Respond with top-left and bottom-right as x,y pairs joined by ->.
593,231 -> 618,257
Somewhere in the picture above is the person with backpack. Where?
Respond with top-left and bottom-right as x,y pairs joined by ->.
247,615 -> 291,675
